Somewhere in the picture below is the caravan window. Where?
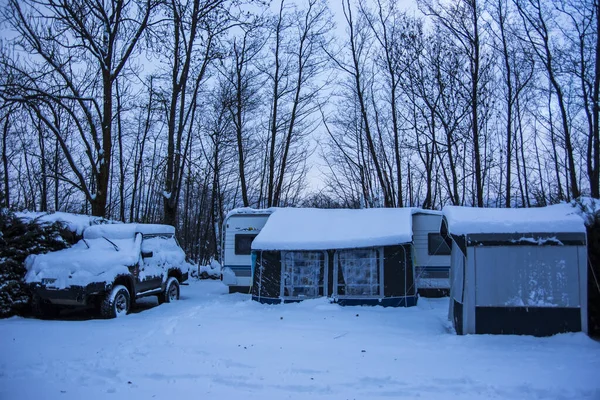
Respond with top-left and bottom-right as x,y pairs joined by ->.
428,233 -> 451,256
337,249 -> 380,296
474,246 -> 580,307
282,251 -> 325,298
235,234 -> 257,255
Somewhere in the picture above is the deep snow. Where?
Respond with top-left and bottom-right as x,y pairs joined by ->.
0,280 -> 598,400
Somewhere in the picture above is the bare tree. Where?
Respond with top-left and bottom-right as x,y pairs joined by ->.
3,0 -> 156,217
258,0 -> 330,207
514,0 -> 580,199
271,0 -> 330,207
327,0 -> 394,207
491,0 -> 534,206
360,0 -> 416,207
158,0 -> 232,226
219,20 -> 266,207
555,0 -> 600,197
420,0 -> 491,207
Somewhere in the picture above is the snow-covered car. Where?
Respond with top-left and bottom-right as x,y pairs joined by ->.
25,223 -> 189,318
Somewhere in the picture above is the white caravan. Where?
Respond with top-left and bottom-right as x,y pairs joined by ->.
221,208 -> 274,293
411,210 -> 451,296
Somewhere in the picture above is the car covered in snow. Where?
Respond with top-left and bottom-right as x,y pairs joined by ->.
25,223 -> 189,318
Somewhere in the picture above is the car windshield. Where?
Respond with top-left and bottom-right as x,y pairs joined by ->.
75,235 -> 139,256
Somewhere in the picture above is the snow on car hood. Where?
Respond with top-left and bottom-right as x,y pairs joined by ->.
25,234 -> 142,289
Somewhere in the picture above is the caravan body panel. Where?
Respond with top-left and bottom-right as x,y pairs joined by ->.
412,212 -> 451,294
222,210 -> 272,289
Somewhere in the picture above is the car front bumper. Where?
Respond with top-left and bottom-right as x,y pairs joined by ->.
30,282 -> 108,306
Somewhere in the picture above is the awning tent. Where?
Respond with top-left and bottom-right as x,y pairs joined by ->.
251,208 -> 417,307
443,205 -> 588,336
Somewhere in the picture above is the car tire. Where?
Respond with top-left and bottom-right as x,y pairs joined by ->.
31,295 -> 61,319
100,285 -> 130,319
158,277 -> 180,305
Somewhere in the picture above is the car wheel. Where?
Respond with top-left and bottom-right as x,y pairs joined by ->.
158,277 -> 180,305
31,295 -> 61,319
100,285 -> 130,319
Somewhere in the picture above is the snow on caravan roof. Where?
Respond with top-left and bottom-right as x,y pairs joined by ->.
412,209 -> 442,216
225,207 -> 276,220
442,205 -> 586,236
84,223 -> 175,239
252,207 -> 413,251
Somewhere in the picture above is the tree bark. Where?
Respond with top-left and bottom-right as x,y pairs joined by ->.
2,116 -> 9,208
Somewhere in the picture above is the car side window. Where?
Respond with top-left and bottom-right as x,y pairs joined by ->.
235,234 -> 257,255
141,235 -> 169,258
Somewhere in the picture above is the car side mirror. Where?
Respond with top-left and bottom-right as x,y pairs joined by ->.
142,251 -> 153,258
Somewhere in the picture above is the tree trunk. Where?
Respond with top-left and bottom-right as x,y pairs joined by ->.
2,116 -> 9,208
115,80 -> 125,221
131,78 -> 153,222
93,67 -> 113,218
54,138 -> 59,211
37,121 -> 47,212
470,0 -> 484,207
234,41 -> 250,207
268,0 -> 284,207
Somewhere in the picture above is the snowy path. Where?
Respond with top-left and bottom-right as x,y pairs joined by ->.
0,280 -> 598,400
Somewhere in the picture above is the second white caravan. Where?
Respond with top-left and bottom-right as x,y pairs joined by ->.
412,210 -> 451,296
221,208 -> 274,293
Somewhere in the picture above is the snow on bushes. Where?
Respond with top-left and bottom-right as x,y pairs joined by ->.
0,210 -> 112,317
199,259 -> 221,279
0,209 -> 75,317
15,211 -> 109,236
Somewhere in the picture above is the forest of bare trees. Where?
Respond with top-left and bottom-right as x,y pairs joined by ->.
0,0 -> 598,263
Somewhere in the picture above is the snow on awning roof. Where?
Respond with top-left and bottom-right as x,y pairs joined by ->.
84,223 -> 175,239
442,204 -> 586,235
252,208 -> 414,251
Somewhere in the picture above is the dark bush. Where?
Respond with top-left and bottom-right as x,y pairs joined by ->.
587,215 -> 600,337
0,209 -> 76,318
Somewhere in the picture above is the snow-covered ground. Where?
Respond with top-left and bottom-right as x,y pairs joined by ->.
1,280 -> 599,400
